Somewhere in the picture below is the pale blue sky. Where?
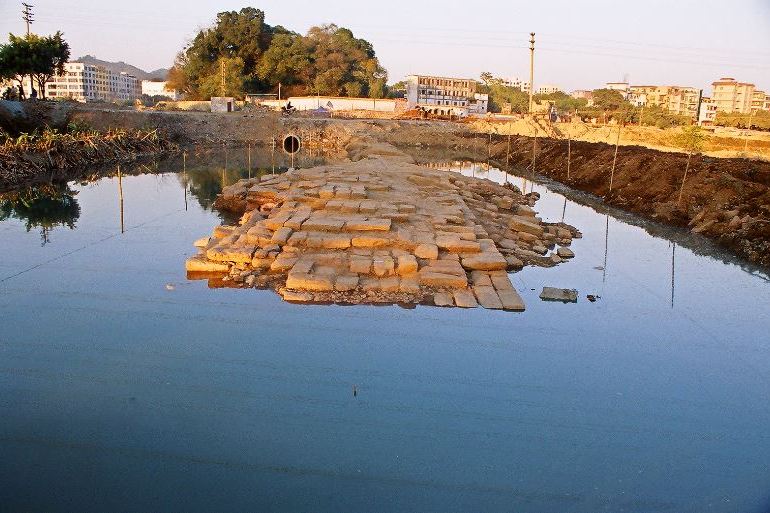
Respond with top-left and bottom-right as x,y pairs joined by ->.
1,0 -> 769,92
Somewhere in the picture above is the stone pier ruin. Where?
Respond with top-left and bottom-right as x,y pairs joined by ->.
186,147 -> 580,310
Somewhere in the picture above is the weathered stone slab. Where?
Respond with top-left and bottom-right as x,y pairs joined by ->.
540,287 -> 578,303
419,271 -> 468,289
351,235 -> 391,248
286,273 -> 334,291
344,218 -> 392,232
473,285 -> 504,309
509,216 -> 544,237
461,252 -> 508,271
414,243 -> 439,260
453,289 -> 478,308
186,255 -> 229,273
433,292 -> 454,307
557,247 -> 575,258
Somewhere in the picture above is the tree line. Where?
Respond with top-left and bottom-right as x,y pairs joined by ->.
167,7 -> 388,100
0,32 -> 70,100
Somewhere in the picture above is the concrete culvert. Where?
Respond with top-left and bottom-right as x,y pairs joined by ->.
283,135 -> 301,154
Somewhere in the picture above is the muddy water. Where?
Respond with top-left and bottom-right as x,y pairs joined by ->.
1,149 -> 770,513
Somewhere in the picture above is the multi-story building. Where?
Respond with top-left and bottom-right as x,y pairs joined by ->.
628,85 -> 700,118
537,84 -> 561,95
666,87 -> 701,117
405,75 -> 486,115
141,80 -> 180,100
750,90 -> 770,112
698,97 -> 718,126
501,77 -> 529,93
711,77 -> 755,114
43,62 -> 141,103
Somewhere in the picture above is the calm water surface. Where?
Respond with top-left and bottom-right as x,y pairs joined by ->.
1,150 -> 769,513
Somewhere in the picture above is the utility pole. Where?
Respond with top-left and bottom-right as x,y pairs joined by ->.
22,3 -> 34,35
528,32 -> 535,114
220,60 -> 226,97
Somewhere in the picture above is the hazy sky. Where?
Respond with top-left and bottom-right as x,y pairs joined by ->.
2,0 -> 769,93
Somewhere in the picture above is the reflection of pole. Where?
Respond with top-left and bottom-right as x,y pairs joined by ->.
561,196 -> 567,222
247,143 -> 251,179
608,125 -> 621,194
602,213 -> 609,286
271,136 -> 275,175
183,151 -> 188,211
671,242 -> 676,309
566,133 -> 571,181
117,165 -> 124,234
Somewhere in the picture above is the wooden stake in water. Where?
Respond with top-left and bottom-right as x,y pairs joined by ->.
117,165 -> 124,234
505,134 -> 511,185
608,125 -> 621,194
531,129 -> 537,182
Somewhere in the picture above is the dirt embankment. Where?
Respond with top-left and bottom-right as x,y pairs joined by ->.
486,135 -> 770,268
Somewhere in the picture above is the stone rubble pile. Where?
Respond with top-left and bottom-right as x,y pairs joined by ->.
186,158 -> 580,311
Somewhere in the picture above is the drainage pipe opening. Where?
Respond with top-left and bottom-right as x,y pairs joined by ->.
283,135 -> 301,154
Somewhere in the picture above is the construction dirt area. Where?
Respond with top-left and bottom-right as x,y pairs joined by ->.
4,102 -> 770,270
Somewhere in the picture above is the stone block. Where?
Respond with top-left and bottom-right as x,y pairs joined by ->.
414,243 -> 439,260
372,256 -> 395,277
271,227 -> 293,245
557,247 -> 575,258
286,273 -> 334,291
350,256 -> 372,274
453,289 -> 478,308
351,235 -> 391,248
433,292 -> 454,307
396,254 -> 418,275
497,289 -> 525,311
380,276 -> 400,292
473,286 -> 504,310
344,218 -> 392,232
335,275 -> 360,292
540,287 -> 578,303
186,255 -> 229,273
418,271 -> 468,289
302,218 -> 346,231
399,276 -> 420,293
509,216 -> 544,237
461,252 -> 508,271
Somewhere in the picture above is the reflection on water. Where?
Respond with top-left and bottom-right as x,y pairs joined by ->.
0,183 -> 81,245
2,148 -> 770,513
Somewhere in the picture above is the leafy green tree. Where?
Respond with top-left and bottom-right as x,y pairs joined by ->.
591,88 -> 626,111
29,32 -> 70,99
0,32 -> 69,99
256,32 -> 310,91
167,11 -> 386,100
197,56 -> 246,98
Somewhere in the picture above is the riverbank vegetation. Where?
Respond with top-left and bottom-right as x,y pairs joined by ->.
0,126 -> 179,190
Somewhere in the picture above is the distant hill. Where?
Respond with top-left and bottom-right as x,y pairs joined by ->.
75,55 -> 169,81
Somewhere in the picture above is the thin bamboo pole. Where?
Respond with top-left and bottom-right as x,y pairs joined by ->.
608,125 -> 621,194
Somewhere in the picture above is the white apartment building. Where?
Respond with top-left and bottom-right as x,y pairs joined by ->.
537,84 -> 561,95
606,81 -> 630,99
698,97 -> 717,125
405,74 -> 487,115
502,77 -> 529,93
44,62 -> 141,103
141,80 -> 180,100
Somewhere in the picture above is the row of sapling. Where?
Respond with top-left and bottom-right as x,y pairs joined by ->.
0,32 -> 70,100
